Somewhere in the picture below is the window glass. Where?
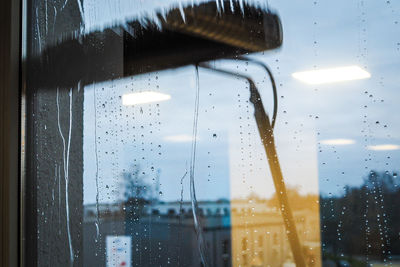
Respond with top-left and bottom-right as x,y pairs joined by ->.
23,0 -> 400,266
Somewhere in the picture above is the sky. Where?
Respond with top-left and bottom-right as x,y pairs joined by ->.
81,0 -> 400,204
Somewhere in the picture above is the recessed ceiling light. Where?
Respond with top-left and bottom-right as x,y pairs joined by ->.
367,144 -> 400,151
164,135 -> 196,143
320,139 -> 355,145
122,91 -> 171,106
292,66 -> 371,85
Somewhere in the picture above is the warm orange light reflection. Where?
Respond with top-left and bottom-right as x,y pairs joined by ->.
230,193 -> 321,266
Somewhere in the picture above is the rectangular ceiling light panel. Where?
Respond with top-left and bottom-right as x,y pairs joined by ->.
292,66 -> 371,85
122,91 -> 171,106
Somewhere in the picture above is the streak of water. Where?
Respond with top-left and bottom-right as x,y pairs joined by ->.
76,0 -> 85,22
58,165 -> 61,236
45,0 -> 48,34
178,168 -> 188,267
52,165 -> 57,201
61,0 -> 69,10
53,6 -> 57,25
178,2 -> 186,22
239,0 -> 244,13
93,85 -> 100,243
35,7 -> 42,53
56,88 -> 74,267
66,88 -> 74,266
179,169 -> 188,219
229,0 -> 234,12
190,66 -> 209,267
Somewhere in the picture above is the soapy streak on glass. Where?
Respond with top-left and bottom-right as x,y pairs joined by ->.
82,0 -> 260,32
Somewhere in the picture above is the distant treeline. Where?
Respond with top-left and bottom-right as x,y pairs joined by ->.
320,170 -> 400,260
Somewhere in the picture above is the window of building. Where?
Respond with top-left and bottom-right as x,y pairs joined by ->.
222,239 -> 230,255
242,254 -> 248,266
258,235 -> 263,247
273,233 -> 279,246
242,238 -> 248,252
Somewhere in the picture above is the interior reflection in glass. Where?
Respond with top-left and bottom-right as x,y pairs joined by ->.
25,0 -> 400,266
77,2 -> 314,266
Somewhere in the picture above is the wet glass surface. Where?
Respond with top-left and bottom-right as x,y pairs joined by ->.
23,0 -> 400,266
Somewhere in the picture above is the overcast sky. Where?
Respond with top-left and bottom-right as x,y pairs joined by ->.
82,0 -> 400,204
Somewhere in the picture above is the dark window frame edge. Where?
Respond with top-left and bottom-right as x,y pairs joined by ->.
0,0 -> 22,265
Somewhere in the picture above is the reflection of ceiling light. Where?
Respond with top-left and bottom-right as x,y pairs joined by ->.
122,91 -> 171,106
292,66 -> 371,85
367,144 -> 400,151
164,135 -> 195,143
320,139 -> 355,145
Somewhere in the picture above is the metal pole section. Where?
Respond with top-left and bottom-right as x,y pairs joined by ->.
199,63 -> 306,267
248,83 -> 306,267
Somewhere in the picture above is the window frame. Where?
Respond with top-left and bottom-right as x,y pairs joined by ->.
0,0 -> 22,265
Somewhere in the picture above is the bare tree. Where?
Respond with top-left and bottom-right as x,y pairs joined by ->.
120,164 -> 152,218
